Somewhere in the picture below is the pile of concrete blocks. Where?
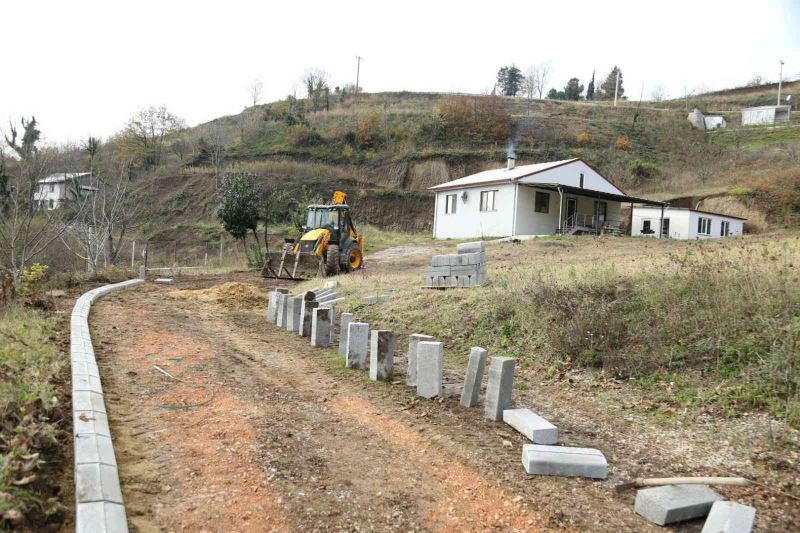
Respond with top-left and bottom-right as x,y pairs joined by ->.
424,241 -> 487,288
634,485 -> 756,530
363,294 -> 390,304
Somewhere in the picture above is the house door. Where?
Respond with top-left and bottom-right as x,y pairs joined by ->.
594,200 -> 608,229
565,198 -> 577,227
661,218 -> 670,238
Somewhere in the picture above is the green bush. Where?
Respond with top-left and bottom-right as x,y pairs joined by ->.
628,158 -> 660,180
288,124 -> 323,147
728,186 -> 754,197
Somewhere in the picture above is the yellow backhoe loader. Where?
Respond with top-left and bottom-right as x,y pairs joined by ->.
261,191 -> 365,280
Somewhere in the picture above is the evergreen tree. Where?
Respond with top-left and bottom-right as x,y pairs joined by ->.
563,78 -> 584,101
586,71 -> 595,100
496,65 -> 523,96
600,66 -> 624,99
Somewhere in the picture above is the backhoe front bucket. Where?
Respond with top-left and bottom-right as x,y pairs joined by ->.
261,247 -> 323,280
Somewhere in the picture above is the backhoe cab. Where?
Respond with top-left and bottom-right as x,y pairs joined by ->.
261,191 -> 364,280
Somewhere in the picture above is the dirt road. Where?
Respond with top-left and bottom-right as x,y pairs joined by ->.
87,276 -> 797,532
91,282 -> 556,532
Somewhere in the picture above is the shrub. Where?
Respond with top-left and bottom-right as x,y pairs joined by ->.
728,186 -> 754,197
628,159 -> 660,180
288,124 -> 323,147
356,110 -> 385,148
576,132 -> 590,145
437,96 -> 512,143
615,135 -> 632,151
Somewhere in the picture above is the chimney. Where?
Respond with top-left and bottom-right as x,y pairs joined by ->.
507,155 -> 516,170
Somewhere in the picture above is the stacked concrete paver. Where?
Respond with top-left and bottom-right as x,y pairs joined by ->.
424,241 -> 487,288
72,278 -> 143,533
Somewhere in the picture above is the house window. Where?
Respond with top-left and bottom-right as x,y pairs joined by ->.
534,191 -> 549,213
641,220 -> 652,234
720,220 -> 730,236
49,183 -> 55,193
48,199 -> 54,209
661,218 -> 670,237
480,190 -> 497,212
697,217 -> 711,235
445,194 -> 457,214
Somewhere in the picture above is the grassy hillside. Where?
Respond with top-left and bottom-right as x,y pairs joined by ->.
135,83 -> 800,238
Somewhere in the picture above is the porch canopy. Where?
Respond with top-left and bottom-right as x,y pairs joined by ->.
521,183 -> 667,206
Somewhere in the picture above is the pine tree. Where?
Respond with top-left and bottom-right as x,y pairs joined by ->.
496,65 -> 523,96
600,66 -> 624,99
586,71 -> 595,100
563,78 -> 585,101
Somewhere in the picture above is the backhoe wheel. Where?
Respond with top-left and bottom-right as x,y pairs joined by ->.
346,245 -> 363,272
325,244 -> 340,276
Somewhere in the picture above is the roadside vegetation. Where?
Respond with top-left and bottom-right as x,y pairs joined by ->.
0,304 -> 67,529
322,233 -> 800,428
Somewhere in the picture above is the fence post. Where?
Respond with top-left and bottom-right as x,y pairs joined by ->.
131,240 -> 136,271
204,244 -> 208,268
219,235 -> 224,266
173,241 -> 177,266
144,241 -> 149,271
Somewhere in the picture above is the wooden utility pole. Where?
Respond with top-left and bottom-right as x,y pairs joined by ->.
355,55 -> 363,95
613,70 -> 620,107
777,60 -> 785,106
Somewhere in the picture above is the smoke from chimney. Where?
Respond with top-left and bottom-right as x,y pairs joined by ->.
506,142 -> 516,170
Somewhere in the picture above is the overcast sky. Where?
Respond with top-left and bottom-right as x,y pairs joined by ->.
2,0 -> 799,145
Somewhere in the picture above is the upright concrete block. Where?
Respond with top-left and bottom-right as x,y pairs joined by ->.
460,347 -> 487,407
416,341 -> 443,399
346,322 -> 369,369
286,295 -> 303,333
634,485 -> 723,526
484,356 -> 515,421
310,308 -> 331,347
275,294 -> 288,328
701,501 -> 756,533
522,444 -> 608,479
369,330 -> 395,381
138,265 -> 146,280
338,313 -> 354,357
406,334 -> 435,387
266,291 -> 279,322
300,301 -> 319,337
503,408 -> 558,444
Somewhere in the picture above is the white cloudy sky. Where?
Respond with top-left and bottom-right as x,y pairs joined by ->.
2,0 -> 799,144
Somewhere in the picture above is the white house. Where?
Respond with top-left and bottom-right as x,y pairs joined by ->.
34,172 -> 94,210
631,206 -> 745,239
429,157 -> 664,239
741,105 -> 791,126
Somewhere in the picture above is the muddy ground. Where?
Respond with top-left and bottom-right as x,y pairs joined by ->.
69,253 -> 799,532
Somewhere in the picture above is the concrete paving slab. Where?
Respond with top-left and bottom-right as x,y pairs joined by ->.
521,444 -> 608,479
460,347 -> 487,407
457,241 -> 485,254
634,484 -> 723,525
416,341 -> 443,399
484,356 -> 515,421
311,308 -> 331,347
286,295 -> 303,333
503,408 -> 558,444
406,334 -> 435,387
76,501 -> 129,533
346,322 -> 369,369
701,501 -> 756,533
300,301 -> 318,337
338,313 -> 354,357
369,330 -> 395,381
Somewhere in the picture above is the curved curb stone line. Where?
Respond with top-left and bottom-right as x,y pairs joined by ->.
71,279 -> 143,533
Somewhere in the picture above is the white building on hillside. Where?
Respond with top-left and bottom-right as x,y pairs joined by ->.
741,105 -> 791,126
631,206 -> 745,239
34,172 -> 95,210
429,157 -> 664,239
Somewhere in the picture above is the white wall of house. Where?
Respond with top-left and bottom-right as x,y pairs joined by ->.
33,182 -> 66,210
433,183 -> 515,239
513,186 -> 559,235
517,160 -> 624,195
632,207 -> 744,239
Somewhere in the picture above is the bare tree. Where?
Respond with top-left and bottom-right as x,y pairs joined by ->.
746,74 -> 764,87
206,122 -> 227,189
118,105 -> 186,168
522,66 -> 537,114
59,140 -> 141,272
248,78 -> 264,106
0,118 -> 79,283
649,85 -> 667,102
531,63 -> 552,99
303,68 -> 329,111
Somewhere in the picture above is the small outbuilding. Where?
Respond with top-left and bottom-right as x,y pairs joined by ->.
631,206 -> 745,239
687,108 -> 726,130
741,105 -> 791,126
429,157 -> 663,239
